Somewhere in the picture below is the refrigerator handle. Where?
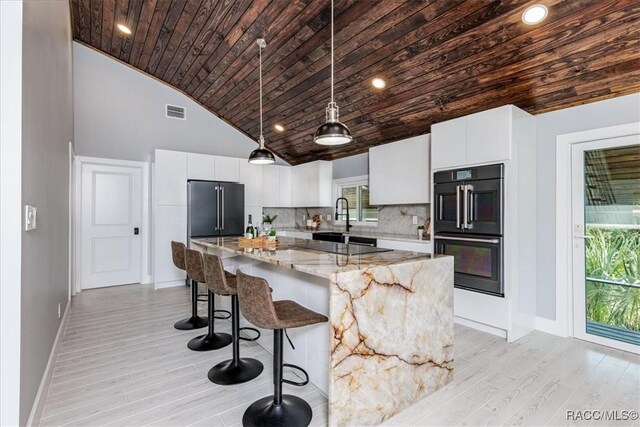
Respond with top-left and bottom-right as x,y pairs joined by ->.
215,186 -> 219,231
221,186 -> 225,230
455,184 -> 461,229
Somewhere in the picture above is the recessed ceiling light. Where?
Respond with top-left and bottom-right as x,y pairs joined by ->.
522,4 -> 548,25
116,24 -> 132,35
274,124 -> 285,132
371,77 -> 386,89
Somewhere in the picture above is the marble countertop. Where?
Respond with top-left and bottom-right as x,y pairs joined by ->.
275,227 -> 431,244
191,236 -> 436,279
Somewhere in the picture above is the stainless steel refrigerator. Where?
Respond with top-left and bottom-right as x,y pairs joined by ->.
187,180 -> 245,238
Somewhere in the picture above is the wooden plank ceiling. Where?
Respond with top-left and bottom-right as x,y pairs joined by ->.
70,0 -> 640,165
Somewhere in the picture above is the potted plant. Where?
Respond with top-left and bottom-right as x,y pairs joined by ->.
268,229 -> 277,241
417,225 -> 424,239
262,214 -> 278,233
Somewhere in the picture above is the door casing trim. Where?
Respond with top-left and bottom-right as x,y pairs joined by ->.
73,156 -> 150,293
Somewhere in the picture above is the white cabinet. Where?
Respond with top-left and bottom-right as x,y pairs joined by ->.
239,161 -> 263,207
431,105 -> 513,170
187,153 -> 215,180
377,239 -> 431,253
214,156 -> 240,182
291,161 -> 332,207
431,118 -> 466,170
466,107 -> 511,165
369,135 -> 430,205
279,166 -> 292,207
154,205 -> 187,284
154,149 -> 187,205
262,165 -> 292,207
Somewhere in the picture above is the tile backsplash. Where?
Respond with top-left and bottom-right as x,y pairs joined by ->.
263,204 -> 430,237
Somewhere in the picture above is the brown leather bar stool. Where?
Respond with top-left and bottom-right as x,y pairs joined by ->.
203,253 -> 264,385
171,241 -> 208,330
236,270 -> 328,427
184,249 -> 232,351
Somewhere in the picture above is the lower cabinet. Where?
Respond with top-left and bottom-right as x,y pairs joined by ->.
377,239 -> 432,253
154,205 -> 187,286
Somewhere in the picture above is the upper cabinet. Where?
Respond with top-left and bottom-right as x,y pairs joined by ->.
262,165 -> 292,208
187,153 -> 215,181
239,161 -> 263,207
214,156 -> 240,182
291,161 -> 333,207
155,149 -> 187,206
369,135 -> 430,205
431,105 -> 513,170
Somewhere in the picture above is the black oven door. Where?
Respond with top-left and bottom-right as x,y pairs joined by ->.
464,178 -> 503,235
434,234 -> 504,297
434,182 -> 463,234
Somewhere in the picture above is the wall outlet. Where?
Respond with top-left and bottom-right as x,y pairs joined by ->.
25,205 -> 37,231
302,214 -> 306,221
412,215 -> 418,225
57,303 -> 61,319
327,214 -> 331,221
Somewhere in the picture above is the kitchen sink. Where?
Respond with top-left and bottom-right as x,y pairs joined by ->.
312,232 -> 345,243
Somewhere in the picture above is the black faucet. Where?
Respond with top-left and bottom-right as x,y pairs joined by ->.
335,197 -> 352,233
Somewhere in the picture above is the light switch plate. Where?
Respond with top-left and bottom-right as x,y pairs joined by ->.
412,215 -> 418,225
25,205 -> 37,231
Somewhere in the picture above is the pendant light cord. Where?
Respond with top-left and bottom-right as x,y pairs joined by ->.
259,43 -> 264,148
330,0 -> 334,105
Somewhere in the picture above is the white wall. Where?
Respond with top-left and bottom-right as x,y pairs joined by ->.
0,2 -> 24,425
535,93 -> 640,320
73,42 -> 286,164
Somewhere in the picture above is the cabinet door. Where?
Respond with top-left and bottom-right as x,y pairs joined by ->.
466,106 -> 511,165
279,166 -> 292,207
187,153 -> 215,181
214,156 -> 240,182
262,166 -> 279,207
154,205 -> 187,283
369,135 -> 429,205
431,117 -> 467,170
291,164 -> 311,207
239,161 -> 263,207
155,150 -> 187,205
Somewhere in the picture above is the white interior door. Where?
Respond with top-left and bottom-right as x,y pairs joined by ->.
571,135 -> 640,354
81,163 -> 142,289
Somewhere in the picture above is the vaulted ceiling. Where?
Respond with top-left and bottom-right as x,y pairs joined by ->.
70,0 -> 640,165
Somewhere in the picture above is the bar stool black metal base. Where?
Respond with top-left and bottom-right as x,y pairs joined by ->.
208,357 -> 263,385
187,331 -> 232,351
173,316 -> 208,330
242,395 -> 312,427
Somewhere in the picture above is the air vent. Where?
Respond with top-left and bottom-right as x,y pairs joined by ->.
166,104 -> 186,120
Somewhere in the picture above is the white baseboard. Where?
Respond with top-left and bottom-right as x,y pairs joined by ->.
27,300 -> 71,426
454,316 -> 507,338
155,279 -> 186,290
535,316 -> 568,337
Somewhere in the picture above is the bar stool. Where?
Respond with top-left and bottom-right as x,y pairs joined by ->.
235,270 -> 328,427
171,241 -> 207,330
204,253 -> 264,385
184,249 -> 232,351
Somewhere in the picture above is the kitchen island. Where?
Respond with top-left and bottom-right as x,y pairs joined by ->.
191,236 -> 453,426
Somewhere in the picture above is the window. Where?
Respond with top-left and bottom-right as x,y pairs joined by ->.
335,176 -> 378,224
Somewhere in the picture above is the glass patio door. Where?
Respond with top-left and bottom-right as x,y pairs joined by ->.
571,136 -> 640,353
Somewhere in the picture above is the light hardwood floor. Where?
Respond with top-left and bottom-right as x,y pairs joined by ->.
38,284 -> 639,426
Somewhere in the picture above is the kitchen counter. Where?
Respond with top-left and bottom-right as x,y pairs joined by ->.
191,236 -> 453,425
274,226 -> 430,244
192,236 -> 433,279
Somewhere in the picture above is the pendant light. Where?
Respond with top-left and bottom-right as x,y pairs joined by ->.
248,38 -> 275,164
314,0 -> 352,146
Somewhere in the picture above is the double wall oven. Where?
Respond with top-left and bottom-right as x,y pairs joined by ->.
434,164 -> 504,297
